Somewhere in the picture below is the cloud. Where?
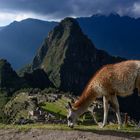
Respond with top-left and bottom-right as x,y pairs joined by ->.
0,11 -> 54,26
0,11 -> 17,26
132,2 -> 140,17
0,0 -> 140,25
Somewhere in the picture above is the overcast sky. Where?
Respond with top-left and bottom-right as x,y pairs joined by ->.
0,0 -> 140,26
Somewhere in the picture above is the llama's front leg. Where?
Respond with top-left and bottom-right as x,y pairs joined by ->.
100,96 -> 109,128
111,95 -> 122,129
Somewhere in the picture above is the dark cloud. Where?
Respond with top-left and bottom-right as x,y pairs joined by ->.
0,0 -> 140,19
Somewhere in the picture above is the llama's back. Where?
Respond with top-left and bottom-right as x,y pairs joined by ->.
92,60 -> 140,97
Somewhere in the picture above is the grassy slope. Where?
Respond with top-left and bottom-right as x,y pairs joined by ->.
40,96 -> 70,118
0,92 -> 10,122
4,92 -> 31,122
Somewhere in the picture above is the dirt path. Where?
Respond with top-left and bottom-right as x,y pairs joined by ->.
0,129 -> 140,140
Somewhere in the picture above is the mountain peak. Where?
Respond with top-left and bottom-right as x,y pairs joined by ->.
60,17 -> 82,35
0,59 -> 8,64
47,17 -> 82,42
32,17 -> 123,93
60,17 -> 79,27
0,59 -> 21,93
0,59 -> 13,70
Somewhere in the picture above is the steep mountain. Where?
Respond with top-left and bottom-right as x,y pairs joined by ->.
0,59 -> 22,94
23,69 -> 54,89
77,14 -> 140,59
0,19 -> 57,69
32,17 -> 123,94
0,58 -> 53,93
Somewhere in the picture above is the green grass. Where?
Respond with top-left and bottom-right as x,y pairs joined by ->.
0,123 -> 140,135
0,93 -> 10,123
0,122 -> 137,131
40,96 -> 70,117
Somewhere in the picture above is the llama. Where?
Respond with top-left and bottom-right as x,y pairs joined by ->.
67,60 -> 140,128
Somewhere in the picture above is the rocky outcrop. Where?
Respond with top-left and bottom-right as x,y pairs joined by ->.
23,69 -> 54,89
0,59 -> 22,94
32,42 -> 48,69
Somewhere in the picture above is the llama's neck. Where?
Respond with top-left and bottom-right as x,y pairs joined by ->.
73,87 -> 96,116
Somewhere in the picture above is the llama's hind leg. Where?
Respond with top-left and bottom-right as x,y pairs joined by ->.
136,71 -> 140,96
137,88 -> 140,96
101,96 -> 110,128
110,95 -> 122,129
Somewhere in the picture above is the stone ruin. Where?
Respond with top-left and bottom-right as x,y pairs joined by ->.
88,99 -> 137,126
26,94 -> 65,124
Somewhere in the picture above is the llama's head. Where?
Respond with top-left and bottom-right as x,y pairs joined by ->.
66,102 -> 78,128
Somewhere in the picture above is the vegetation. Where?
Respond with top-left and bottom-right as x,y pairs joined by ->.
0,93 -> 9,123
0,123 -> 140,135
0,59 -> 22,92
4,91 -> 35,123
17,64 -> 32,77
40,87 -> 60,94
40,96 -> 70,118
